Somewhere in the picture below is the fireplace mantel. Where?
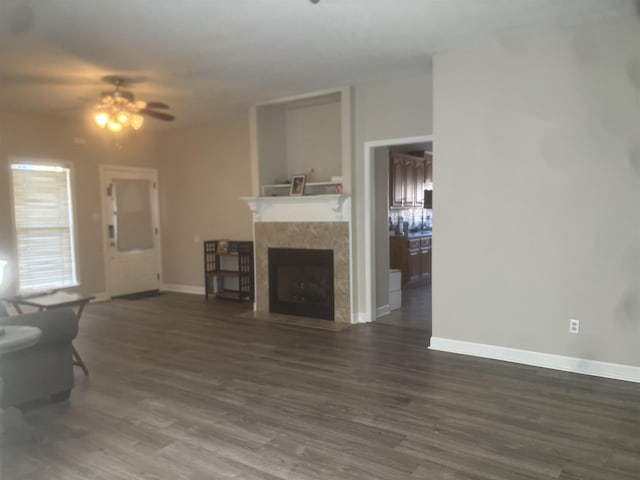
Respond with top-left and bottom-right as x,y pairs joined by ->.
241,194 -> 351,223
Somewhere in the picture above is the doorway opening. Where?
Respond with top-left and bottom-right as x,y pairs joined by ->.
363,135 -> 433,335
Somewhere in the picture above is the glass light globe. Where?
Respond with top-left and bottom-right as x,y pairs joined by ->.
116,110 -> 131,126
94,112 -> 110,128
130,114 -> 144,130
107,119 -> 123,132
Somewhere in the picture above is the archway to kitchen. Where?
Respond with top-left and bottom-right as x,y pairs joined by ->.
363,134 -> 433,335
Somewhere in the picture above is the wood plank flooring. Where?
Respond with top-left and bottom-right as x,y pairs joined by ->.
2,293 -> 639,479
375,277 -> 431,332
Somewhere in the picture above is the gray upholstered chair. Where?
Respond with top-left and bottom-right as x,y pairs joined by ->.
0,260 -> 7,317
0,308 -> 79,407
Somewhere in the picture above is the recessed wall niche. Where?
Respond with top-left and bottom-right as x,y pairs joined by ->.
251,87 -> 352,195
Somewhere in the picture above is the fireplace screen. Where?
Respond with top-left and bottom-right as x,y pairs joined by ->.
268,248 -> 334,320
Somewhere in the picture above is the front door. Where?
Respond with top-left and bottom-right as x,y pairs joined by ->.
101,166 -> 161,297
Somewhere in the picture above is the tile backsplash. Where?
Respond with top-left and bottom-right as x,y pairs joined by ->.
389,207 -> 432,231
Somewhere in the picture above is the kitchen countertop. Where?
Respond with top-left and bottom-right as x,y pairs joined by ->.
390,231 -> 432,238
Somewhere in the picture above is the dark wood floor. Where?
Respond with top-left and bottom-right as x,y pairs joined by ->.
375,277 -> 431,332
3,293 -> 640,479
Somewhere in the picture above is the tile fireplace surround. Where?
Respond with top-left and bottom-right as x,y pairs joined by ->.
243,195 -> 351,325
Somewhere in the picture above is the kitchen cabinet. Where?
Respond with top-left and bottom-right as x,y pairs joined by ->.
389,234 -> 431,285
420,236 -> 431,276
389,152 -> 426,208
404,160 -> 416,208
390,155 -> 405,207
413,159 -> 425,207
407,238 -> 422,281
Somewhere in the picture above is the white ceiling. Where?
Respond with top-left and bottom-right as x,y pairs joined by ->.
0,0 -> 635,129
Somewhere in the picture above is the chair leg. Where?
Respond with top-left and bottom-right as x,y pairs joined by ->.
72,345 -> 89,376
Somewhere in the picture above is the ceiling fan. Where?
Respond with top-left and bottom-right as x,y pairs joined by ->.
94,76 -> 175,132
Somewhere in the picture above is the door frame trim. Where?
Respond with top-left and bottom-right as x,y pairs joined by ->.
362,134 -> 433,324
99,165 -> 162,298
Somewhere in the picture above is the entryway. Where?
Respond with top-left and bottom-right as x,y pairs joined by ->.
363,135 -> 433,334
100,165 -> 162,297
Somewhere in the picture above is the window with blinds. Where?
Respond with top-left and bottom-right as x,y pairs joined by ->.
10,163 -> 78,294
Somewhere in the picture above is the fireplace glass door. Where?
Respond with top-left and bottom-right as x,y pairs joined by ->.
268,248 -> 334,320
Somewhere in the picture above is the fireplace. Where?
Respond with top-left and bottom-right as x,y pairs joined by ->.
268,248 -> 334,321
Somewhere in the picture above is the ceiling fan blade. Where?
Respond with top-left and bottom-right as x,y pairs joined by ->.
135,101 -> 169,109
145,101 -> 170,109
139,109 -> 175,121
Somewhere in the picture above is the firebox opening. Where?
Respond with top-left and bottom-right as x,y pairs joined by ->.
268,248 -> 334,321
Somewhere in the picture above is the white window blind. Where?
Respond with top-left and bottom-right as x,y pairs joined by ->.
10,163 -> 78,294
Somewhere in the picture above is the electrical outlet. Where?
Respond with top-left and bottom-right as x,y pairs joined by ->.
569,318 -> 580,334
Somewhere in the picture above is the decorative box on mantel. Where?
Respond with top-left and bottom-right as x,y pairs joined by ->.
241,194 -> 350,223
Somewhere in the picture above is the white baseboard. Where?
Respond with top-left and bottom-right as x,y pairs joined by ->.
429,337 -> 640,384
352,311 -> 372,324
161,284 -> 205,295
376,304 -> 391,318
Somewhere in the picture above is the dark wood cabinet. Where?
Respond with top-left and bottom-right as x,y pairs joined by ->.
414,159 -> 425,207
389,152 -> 426,208
390,155 -> 405,208
404,159 -> 416,208
204,240 -> 254,302
390,235 -> 432,285
409,238 -> 422,282
420,236 -> 431,277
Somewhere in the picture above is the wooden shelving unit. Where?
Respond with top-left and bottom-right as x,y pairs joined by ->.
204,240 -> 254,302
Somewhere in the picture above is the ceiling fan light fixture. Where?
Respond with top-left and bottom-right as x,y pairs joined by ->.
106,118 -> 123,132
94,111 -> 110,128
115,110 -> 131,126
93,76 -> 174,132
130,114 -> 144,130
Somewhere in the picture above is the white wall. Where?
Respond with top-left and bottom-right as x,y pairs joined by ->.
285,101 -> 342,182
0,111 -> 158,297
352,73 -> 434,318
256,107 -> 287,187
255,93 -> 344,190
433,16 -> 640,367
0,111 -> 254,297
155,115 -> 253,289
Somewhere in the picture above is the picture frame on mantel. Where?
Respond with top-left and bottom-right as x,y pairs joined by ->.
289,175 -> 306,196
